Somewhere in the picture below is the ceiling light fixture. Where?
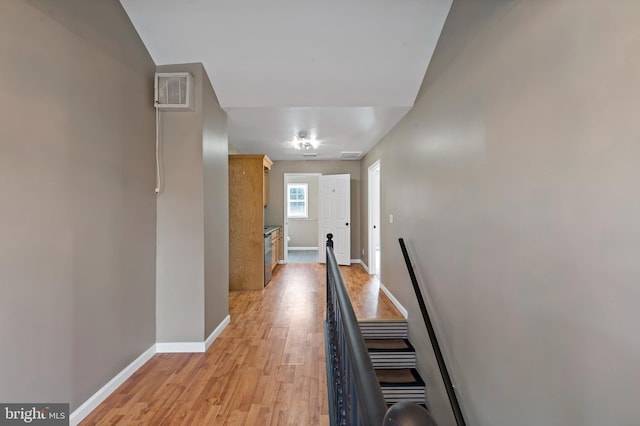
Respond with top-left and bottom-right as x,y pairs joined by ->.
292,130 -> 318,150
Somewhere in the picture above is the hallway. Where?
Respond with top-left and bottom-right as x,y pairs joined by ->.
81,263 -> 402,425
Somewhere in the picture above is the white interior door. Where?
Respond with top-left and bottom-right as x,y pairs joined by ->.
318,174 -> 351,265
368,160 -> 381,277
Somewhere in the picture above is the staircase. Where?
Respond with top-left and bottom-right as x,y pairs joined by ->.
359,319 -> 427,407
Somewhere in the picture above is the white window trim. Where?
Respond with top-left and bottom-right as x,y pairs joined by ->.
287,183 -> 309,218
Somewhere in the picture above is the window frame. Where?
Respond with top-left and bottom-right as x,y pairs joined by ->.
287,183 -> 309,218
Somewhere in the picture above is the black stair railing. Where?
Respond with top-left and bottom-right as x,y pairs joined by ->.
399,238 -> 466,426
325,233 -> 387,425
325,234 -> 435,425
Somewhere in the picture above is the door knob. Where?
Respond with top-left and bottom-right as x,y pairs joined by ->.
346,222 -> 349,226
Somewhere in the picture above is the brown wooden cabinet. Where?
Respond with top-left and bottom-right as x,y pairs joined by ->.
271,232 -> 277,270
229,154 -> 273,290
271,227 -> 282,271
263,167 -> 269,208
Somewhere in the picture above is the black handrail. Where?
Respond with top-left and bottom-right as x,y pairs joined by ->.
399,238 -> 466,426
325,234 -> 436,425
325,233 -> 388,425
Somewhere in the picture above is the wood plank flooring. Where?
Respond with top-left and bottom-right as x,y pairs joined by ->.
80,263 -> 403,425
341,265 -> 405,321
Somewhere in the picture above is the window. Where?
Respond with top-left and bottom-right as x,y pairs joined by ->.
287,183 -> 308,218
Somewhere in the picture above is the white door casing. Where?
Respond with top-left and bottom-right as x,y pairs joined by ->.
368,160 -> 381,277
318,174 -> 351,265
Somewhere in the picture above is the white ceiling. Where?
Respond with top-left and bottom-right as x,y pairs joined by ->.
120,0 -> 452,160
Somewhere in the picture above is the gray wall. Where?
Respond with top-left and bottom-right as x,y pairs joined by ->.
228,143 -> 244,155
286,175 -> 319,248
361,1 -> 640,425
156,63 -> 205,342
266,160 -> 361,259
0,0 -> 156,410
202,71 -> 230,337
156,63 -> 229,342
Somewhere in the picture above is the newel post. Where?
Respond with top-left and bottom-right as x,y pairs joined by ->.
326,233 -> 334,249
383,401 -> 438,426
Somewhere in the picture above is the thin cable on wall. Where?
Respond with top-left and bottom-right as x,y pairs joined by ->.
155,106 -> 162,194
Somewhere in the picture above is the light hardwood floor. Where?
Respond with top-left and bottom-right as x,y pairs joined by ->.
80,263 -> 402,425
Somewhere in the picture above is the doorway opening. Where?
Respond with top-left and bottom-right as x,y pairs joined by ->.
368,160 -> 381,277
283,173 -> 321,263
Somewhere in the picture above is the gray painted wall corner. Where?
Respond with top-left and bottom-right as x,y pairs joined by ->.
156,62 -> 230,342
202,68 -> 230,338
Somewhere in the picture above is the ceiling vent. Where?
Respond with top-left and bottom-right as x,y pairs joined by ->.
302,152 -> 318,158
340,151 -> 363,160
155,72 -> 194,111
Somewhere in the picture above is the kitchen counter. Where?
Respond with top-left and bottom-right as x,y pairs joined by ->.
264,225 -> 280,237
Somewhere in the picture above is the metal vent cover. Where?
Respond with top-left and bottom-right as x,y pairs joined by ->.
340,151 -> 363,160
155,72 -> 194,111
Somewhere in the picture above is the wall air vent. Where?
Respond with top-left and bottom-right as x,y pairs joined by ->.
340,151 -> 363,160
155,72 -> 194,111
302,152 -> 318,158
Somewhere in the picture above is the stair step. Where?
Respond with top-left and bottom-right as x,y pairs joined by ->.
376,368 -> 425,404
366,338 -> 416,368
359,319 -> 407,339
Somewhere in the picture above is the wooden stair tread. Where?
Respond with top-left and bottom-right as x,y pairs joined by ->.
376,368 -> 425,387
365,338 -> 414,352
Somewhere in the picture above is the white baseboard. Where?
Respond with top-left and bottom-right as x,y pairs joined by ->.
70,315 -> 231,424
380,283 -> 408,318
288,246 -> 318,251
205,314 -> 230,351
155,341 -> 205,353
350,259 -> 364,267
70,344 -> 156,426
358,260 -> 370,273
